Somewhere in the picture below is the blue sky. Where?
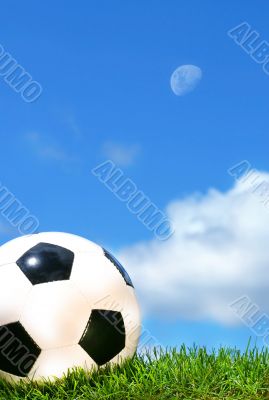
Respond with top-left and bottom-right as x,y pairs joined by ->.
1,0 -> 269,351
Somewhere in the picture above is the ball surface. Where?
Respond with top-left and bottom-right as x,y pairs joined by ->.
0,232 -> 140,381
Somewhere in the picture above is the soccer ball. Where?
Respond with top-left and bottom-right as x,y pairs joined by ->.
0,232 -> 141,381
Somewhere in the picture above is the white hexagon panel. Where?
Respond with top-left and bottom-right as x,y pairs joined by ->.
20,281 -> 91,349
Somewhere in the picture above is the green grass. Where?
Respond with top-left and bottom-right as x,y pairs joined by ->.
1,345 -> 269,399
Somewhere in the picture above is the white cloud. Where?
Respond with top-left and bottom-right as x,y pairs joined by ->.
24,132 -> 77,163
102,142 -> 139,166
64,115 -> 82,139
119,172 -> 269,326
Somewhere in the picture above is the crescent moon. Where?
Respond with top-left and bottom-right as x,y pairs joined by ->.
170,65 -> 202,96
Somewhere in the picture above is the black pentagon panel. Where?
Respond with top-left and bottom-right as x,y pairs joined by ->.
79,309 -> 125,366
103,248 -> 134,288
16,242 -> 74,285
0,322 -> 41,377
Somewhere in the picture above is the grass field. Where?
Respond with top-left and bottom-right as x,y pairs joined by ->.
0,345 -> 269,400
